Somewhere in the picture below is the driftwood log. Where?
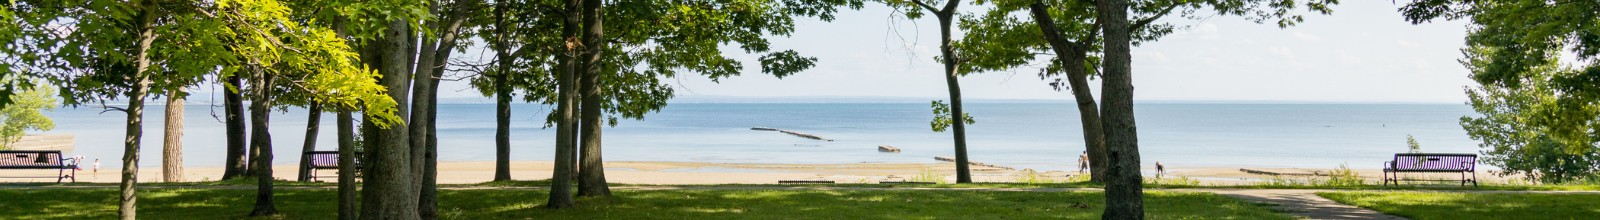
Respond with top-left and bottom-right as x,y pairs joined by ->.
877,145 -> 901,153
934,156 -> 1015,170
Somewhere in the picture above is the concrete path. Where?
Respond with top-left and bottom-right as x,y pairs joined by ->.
1170,189 -> 1405,220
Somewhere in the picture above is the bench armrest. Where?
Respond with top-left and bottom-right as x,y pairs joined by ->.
62,157 -> 79,168
1383,161 -> 1393,169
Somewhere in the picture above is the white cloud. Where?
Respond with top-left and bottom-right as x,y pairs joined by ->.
1396,39 -> 1422,48
1292,31 -> 1323,42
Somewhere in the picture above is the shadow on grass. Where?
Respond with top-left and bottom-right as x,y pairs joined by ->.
0,188 -> 1290,219
1319,191 -> 1600,220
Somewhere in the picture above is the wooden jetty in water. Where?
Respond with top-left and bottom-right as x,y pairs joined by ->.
751,127 -> 834,141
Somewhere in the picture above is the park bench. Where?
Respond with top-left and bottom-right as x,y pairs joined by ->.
1382,153 -> 1476,187
0,150 -> 78,183
301,151 -> 361,182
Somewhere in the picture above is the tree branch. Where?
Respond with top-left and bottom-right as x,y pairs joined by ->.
911,0 -> 940,13
1130,3 -> 1181,31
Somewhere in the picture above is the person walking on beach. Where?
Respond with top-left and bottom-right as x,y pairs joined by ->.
1155,161 -> 1166,179
1077,151 -> 1090,174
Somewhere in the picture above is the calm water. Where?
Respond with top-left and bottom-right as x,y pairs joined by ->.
43,102 -> 1479,171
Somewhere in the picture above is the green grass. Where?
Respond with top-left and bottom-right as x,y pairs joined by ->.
0,188 -> 1290,219
1319,191 -> 1600,219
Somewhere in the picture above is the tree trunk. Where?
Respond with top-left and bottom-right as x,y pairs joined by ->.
119,7 -> 158,218
577,0 -> 611,197
249,68 -> 279,216
417,6 -> 466,218
224,73 -> 248,180
298,103 -> 323,182
931,3 -> 971,183
162,89 -> 184,182
548,0 -> 582,209
1026,2 -> 1107,182
408,1 -> 441,204
491,0 -> 514,183
1097,0 -> 1144,218
336,110 -> 357,220
330,16 -> 359,220
360,18 -> 420,219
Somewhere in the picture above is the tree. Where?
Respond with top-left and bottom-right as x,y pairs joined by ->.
1460,46 -> 1600,183
888,0 -> 977,184
223,73 -> 248,180
298,103 -> 322,182
956,0 -> 1336,183
1092,0 -> 1138,217
0,79 -> 56,149
549,0 -> 582,208
1403,0 -> 1600,157
162,89 -> 183,182
575,0 -> 611,198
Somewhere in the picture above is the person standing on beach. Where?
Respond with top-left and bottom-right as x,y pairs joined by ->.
1155,161 -> 1166,179
1078,151 -> 1090,174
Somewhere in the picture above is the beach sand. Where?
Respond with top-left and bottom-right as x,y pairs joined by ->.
0,161 -> 1515,185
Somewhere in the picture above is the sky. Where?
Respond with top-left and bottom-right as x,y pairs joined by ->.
423,0 -> 1475,104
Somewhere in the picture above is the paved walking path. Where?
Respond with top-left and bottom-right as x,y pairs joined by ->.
1168,189 -> 1405,220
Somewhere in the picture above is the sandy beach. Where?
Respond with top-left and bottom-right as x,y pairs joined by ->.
0,160 -> 1516,185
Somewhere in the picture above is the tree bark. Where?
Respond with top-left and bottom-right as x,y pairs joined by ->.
330,16 -> 359,220
224,73 -> 248,180
162,89 -> 184,182
336,110 -> 357,220
360,18 -> 420,219
120,4 -> 158,218
491,0 -> 514,183
408,1 -> 441,204
1097,0 -> 1144,218
248,68 -> 279,216
926,0 -> 971,184
298,103 -> 323,182
420,11 -> 465,220
577,0 -> 611,197
1027,2 -> 1107,182
548,0 -> 582,209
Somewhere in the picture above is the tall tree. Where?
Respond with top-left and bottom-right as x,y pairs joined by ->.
489,0 -> 515,182
410,1 -> 475,216
297,103 -> 322,182
957,0 -> 1337,183
575,0 -> 610,197
1093,0 -> 1138,217
162,89 -> 184,182
357,13 -> 425,220
246,66 -> 279,216
223,73 -> 248,179
891,0 -> 975,183
548,0 -> 582,209
1404,0 -> 1600,183
336,110 -> 358,219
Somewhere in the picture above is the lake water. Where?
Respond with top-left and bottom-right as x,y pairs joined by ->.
42,102 -> 1480,171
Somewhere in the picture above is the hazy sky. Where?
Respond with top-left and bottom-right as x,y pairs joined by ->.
427,1 -> 1474,103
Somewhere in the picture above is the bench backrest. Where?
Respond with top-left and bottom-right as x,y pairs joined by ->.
1391,153 -> 1476,171
306,151 -> 359,169
0,150 -> 70,169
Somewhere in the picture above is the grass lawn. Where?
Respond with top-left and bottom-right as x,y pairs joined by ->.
0,188 -> 1290,219
1319,191 -> 1600,219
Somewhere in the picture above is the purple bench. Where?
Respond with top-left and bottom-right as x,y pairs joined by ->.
301,151 -> 361,182
0,150 -> 78,183
1382,153 -> 1476,187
